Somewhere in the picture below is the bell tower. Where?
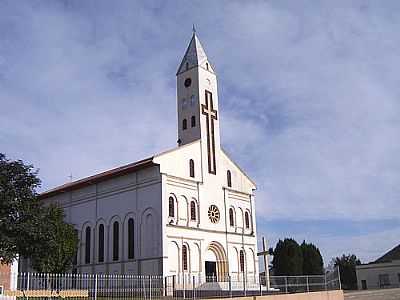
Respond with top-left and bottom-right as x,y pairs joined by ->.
176,29 -> 221,174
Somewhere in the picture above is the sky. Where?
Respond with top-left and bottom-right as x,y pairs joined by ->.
1,0 -> 400,266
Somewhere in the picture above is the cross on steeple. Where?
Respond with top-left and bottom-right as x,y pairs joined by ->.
202,91 -> 218,174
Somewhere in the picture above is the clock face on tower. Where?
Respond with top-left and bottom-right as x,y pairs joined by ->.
184,78 -> 192,87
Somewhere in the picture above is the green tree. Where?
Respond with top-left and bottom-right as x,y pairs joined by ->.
301,241 -> 324,275
0,153 -> 41,263
0,153 -> 78,273
272,238 -> 303,275
331,254 -> 361,290
30,205 -> 78,273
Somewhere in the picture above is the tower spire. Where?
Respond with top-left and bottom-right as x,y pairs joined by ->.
176,29 -> 213,75
176,31 -> 220,154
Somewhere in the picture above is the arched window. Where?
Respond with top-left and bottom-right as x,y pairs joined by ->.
85,227 -> 91,264
240,250 -> 245,272
186,62 -> 189,70
169,197 -> 175,217
98,224 -> 104,263
190,201 -> 196,221
128,218 -> 134,259
182,245 -> 188,271
206,62 -> 209,70
189,159 -> 195,178
245,212 -> 250,229
229,208 -> 234,227
191,115 -> 196,127
227,170 -> 232,187
182,119 -> 187,130
113,221 -> 119,261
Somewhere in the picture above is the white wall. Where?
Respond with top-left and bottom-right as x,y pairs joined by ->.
40,165 -> 163,275
356,260 -> 400,290
155,139 -> 259,279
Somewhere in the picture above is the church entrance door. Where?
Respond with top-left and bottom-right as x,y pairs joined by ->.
205,261 -> 217,282
205,242 -> 228,282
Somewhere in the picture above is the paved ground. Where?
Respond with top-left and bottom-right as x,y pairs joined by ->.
344,288 -> 400,300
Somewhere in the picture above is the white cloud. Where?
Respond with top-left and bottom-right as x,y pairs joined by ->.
215,1 -> 400,221
0,1 -> 399,238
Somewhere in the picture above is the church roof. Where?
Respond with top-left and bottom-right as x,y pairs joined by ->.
176,32 -> 214,75
38,157 -> 155,199
374,244 -> 400,263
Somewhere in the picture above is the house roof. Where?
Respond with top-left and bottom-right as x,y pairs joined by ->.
374,244 -> 400,263
38,157 -> 155,200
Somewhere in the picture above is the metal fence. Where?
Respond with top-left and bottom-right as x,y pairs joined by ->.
0,268 -> 340,300
268,267 -> 341,294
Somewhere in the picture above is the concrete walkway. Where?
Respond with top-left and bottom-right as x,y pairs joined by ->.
344,288 -> 400,300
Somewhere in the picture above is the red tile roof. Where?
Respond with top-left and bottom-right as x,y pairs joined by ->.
39,157 -> 155,199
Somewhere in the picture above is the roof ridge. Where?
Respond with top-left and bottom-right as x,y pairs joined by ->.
374,244 -> 400,263
39,156 -> 155,199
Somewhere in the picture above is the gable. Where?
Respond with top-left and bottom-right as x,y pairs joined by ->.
154,143 -> 256,194
153,140 -> 202,181
220,148 -> 256,191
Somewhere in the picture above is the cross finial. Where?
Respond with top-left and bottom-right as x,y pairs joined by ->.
192,24 -> 196,34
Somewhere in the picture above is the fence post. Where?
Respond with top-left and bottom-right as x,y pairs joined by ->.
173,275 -> 176,297
306,276 -> 309,293
149,276 -> 152,300
285,277 -> 288,294
94,274 -> 98,300
324,273 -> 327,291
337,266 -> 342,290
183,274 -> 186,299
229,275 -> 232,298
142,275 -> 147,299
27,273 -> 30,291
259,274 -> 262,296
164,277 -> 167,297
243,273 -> 246,296
192,275 -> 195,300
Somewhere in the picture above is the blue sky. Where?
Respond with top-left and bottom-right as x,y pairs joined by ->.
1,0 -> 400,265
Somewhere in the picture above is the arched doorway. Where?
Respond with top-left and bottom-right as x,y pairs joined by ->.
205,241 -> 228,281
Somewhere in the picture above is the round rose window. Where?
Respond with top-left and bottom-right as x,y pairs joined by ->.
208,205 -> 220,224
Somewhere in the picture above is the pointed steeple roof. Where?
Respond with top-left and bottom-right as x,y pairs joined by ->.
177,31 -> 214,75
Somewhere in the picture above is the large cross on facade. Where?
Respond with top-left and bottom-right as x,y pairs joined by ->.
202,90 -> 218,174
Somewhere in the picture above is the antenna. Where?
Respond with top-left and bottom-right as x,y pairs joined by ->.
192,24 -> 196,34
68,173 -> 73,182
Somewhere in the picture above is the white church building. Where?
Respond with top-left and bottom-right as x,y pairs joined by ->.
39,32 -> 259,280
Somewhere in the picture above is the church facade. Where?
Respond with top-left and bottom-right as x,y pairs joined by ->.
38,32 -> 259,280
